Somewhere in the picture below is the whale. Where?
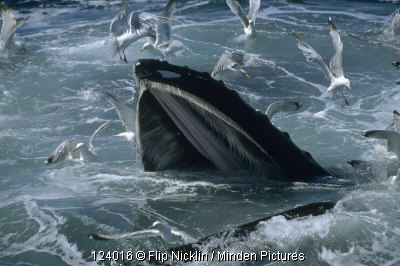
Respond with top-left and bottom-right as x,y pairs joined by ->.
133,59 -> 331,181
149,201 -> 336,264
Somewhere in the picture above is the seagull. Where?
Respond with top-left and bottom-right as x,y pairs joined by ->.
362,114 -> 400,161
0,4 -> 27,53
348,160 -> 399,185
44,120 -> 113,164
107,92 -> 135,142
226,0 -> 261,38
292,18 -> 351,101
265,101 -> 302,120
108,3 -> 171,63
392,109 -> 400,133
88,221 -> 197,245
362,109 -> 400,158
362,130 -> 400,158
140,0 -> 184,59
211,50 -> 265,81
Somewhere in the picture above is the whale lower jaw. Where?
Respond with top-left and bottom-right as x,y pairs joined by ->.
134,59 -> 330,181
137,79 -> 282,176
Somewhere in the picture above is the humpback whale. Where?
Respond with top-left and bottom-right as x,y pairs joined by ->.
147,202 -> 336,264
133,59 -> 330,181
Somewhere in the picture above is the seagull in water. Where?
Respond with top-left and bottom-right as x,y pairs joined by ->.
211,50 -> 266,81
348,160 -> 399,185
226,0 -> 261,38
107,92 -> 135,142
292,18 -> 351,102
0,4 -> 27,53
108,2 -> 171,62
140,0 -> 184,59
88,221 -> 197,245
362,109 -> 400,158
44,120 -> 113,164
265,101 -> 302,120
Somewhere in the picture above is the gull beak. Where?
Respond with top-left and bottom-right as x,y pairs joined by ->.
71,147 -> 78,153
140,47 -> 145,52
346,85 -> 351,91
148,225 -> 154,229
244,73 -> 251,79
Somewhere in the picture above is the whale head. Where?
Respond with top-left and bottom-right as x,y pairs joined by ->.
133,59 -> 330,181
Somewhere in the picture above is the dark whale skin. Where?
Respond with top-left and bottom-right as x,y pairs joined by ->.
134,59 -> 331,181
154,202 -> 336,264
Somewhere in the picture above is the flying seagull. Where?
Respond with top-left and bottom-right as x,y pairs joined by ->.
88,221 -> 197,245
107,92 -> 135,142
109,2 -> 172,62
140,0 -> 184,59
292,18 -> 351,102
211,50 -> 265,81
362,109 -> 400,158
0,4 -> 27,53
226,0 -> 261,37
265,101 -> 302,120
362,130 -> 400,158
44,120 -> 113,164
348,160 -> 398,185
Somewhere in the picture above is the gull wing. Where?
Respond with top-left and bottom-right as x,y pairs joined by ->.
266,101 -> 302,120
0,5 -> 19,49
88,120 -> 113,152
107,92 -> 136,133
393,110 -> 400,133
212,50 -> 264,77
248,0 -> 261,23
226,0 -> 249,28
231,50 -> 266,67
130,12 -> 170,31
328,17 -> 344,77
88,229 -> 160,241
159,0 -> 176,20
212,50 -> 236,77
45,138 -> 79,164
363,130 -> 400,158
292,31 -> 334,82
109,1 -> 129,37
155,0 -> 176,46
347,160 -> 388,180
126,12 -> 152,40
346,32 -> 400,52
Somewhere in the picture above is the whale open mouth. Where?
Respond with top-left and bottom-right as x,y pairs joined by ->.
133,59 -> 330,181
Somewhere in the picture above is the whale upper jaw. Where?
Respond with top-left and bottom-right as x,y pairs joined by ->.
133,59 -> 330,181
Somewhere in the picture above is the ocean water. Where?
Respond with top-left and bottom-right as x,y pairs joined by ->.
1,0 -> 400,265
